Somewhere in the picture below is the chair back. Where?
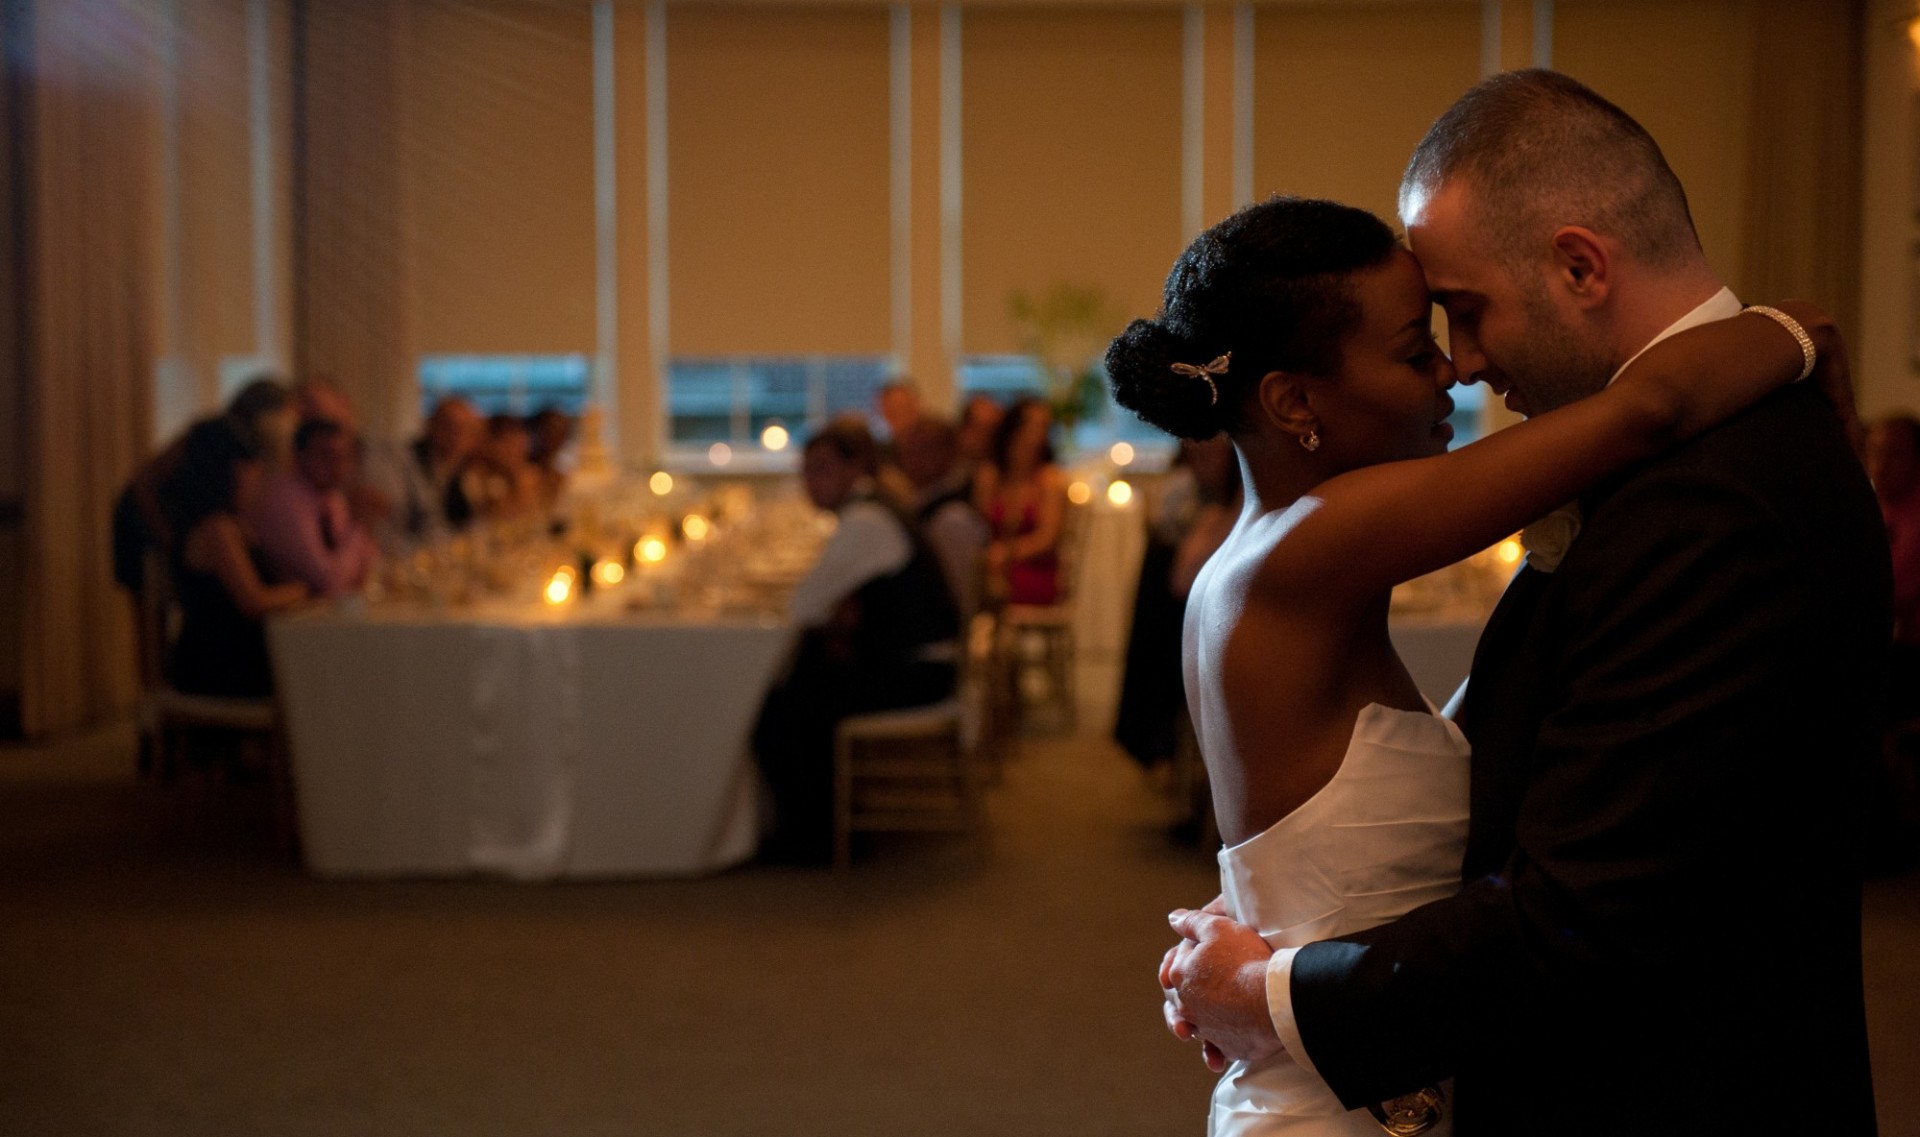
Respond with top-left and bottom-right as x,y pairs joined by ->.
135,549 -> 177,692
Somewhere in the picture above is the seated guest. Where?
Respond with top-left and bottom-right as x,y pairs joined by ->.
375,395 -> 482,538
897,415 -> 990,618
957,393 -> 1003,471
525,406 -> 575,510
973,396 -> 1068,606
113,377 -> 294,597
871,379 -> 922,507
752,421 -> 960,862
459,414 -> 545,522
162,419 -> 309,697
247,418 -> 376,599
291,374 -> 359,435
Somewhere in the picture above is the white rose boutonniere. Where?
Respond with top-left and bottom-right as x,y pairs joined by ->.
1520,503 -> 1582,574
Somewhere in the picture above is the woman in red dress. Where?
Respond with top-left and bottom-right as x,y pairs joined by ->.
973,396 -> 1069,606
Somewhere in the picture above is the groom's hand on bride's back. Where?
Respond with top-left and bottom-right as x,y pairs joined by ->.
1160,906 -> 1284,1070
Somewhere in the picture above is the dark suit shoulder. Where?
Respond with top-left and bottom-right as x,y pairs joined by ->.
1575,383 -> 1882,571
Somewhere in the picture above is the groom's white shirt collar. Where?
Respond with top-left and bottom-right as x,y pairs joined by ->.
1262,286 -> 1747,1086
1606,286 -> 1742,386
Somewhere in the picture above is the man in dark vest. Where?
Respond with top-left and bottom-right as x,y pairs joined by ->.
898,414 -> 990,619
1160,69 -> 1886,1135
752,420 -> 960,863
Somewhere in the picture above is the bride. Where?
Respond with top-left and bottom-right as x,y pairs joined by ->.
1103,196 -> 1836,1136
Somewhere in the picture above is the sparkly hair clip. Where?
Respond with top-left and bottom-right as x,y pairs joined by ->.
1170,352 -> 1231,406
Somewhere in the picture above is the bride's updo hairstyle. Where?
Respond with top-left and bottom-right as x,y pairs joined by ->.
1106,196 -> 1399,441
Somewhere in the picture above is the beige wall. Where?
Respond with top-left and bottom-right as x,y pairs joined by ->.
1553,0 -> 1756,298
666,6 -> 893,355
1252,2 -> 1481,229
960,8 -> 1186,356
267,0 -> 1884,458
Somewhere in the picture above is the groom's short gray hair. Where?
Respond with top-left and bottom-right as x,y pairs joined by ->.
1400,69 -> 1701,271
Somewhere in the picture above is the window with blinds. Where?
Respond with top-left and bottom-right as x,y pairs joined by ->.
405,0 -> 597,356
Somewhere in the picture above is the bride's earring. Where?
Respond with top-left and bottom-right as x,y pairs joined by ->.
1301,429 -> 1321,452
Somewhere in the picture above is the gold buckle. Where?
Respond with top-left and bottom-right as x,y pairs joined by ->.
1365,1084 -> 1445,1136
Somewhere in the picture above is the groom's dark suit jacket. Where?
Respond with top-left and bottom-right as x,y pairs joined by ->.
1290,383 -> 1888,1136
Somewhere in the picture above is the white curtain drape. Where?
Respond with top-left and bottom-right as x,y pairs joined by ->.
15,0 -> 160,735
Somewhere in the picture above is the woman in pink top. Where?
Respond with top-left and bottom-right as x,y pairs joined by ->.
973,396 -> 1068,606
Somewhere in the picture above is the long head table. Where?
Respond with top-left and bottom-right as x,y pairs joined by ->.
268,601 -> 796,880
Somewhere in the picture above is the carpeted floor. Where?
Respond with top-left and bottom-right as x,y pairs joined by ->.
2,711 -> 1917,1136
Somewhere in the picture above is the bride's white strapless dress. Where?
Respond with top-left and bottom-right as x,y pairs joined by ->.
1209,702 -> 1471,1137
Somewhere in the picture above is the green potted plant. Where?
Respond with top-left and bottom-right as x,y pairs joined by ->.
1007,284 -> 1118,439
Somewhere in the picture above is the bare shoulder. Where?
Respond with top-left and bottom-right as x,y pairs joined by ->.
1231,497 -> 1359,612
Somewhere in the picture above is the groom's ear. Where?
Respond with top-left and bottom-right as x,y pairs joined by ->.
1548,226 -> 1611,309
1256,370 -> 1317,440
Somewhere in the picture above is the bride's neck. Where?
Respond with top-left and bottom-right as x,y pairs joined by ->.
1235,434 -> 1322,517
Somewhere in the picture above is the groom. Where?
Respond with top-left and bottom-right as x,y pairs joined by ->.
1159,70 -> 1887,1135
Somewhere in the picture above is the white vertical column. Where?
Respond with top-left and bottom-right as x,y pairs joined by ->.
248,0 -> 280,373
1532,0 -> 1553,68
155,0 -> 194,440
1181,6 -> 1204,240
890,5 -> 912,371
1232,4 -> 1253,209
645,0 -> 670,465
1481,0 -> 1502,78
939,6 -> 962,367
592,0 -> 620,460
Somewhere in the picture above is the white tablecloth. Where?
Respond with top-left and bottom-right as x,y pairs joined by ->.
269,601 -> 795,879
1073,498 -> 1149,664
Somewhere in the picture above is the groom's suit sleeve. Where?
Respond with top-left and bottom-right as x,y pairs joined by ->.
1279,449 -> 1852,1110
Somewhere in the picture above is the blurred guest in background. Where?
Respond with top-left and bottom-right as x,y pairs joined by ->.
525,406 -> 575,510
384,395 -> 482,539
1114,435 -> 1240,772
291,374 -> 402,533
461,414 -> 545,521
872,379 -> 922,506
162,419 -> 309,697
974,396 -> 1067,606
292,375 -> 358,435
1167,435 -> 1242,598
898,415 -> 991,617
752,421 -> 960,862
248,418 -> 376,600
874,379 -> 922,447
113,377 -> 295,597
957,393 -> 1004,473
1864,417 -> 1920,867
1870,415 -> 1920,659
